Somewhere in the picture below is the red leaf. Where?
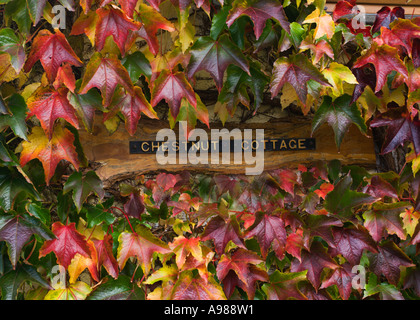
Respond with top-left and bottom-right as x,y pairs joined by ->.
123,192 -> 145,219
216,248 -> 264,287
372,6 -> 405,34
329,225 -> 378,265
108,86 -> 158,136
320,262 -> 355,300
156,172 -> 177,191
129,4 -> 175,56
370,108 -> 420,156
379,19 -> 420,56
363,202 -> 409,242
352,42 -> 408,93
151,69 -> 196,119
117,225 -> 171,274
24,30 -> 82,83
270,54 -> 330,106
92,235 -> 119,279
332,0 -> 356,22
95,7 -> 141,56
170,271 -> 226,300
244,213 -> 286,259
27,87 -> 79,140
201,215 -> 245,255
290,241 -> 339,290
369,240 -> 415,285
187,34 -> 250,92
79,52 -> 134,107
226,0 -> 290,40
53,63 -> 76,93
39,222 -> 91,269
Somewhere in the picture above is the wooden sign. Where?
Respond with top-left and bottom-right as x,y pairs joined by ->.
78,116 -> 377,187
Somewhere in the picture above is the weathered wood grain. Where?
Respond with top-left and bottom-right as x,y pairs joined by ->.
78,115 -> 377,186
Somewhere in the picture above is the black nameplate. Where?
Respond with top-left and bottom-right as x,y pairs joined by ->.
129,138 -> 316,154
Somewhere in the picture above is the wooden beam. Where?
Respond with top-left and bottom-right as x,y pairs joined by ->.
79,117 -> 377,187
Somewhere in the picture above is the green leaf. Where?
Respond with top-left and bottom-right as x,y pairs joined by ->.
210,5 -> 231,40
324,174 -> 377,218
363,273 -> 404,300
312,94 -> 367,150
4,0 -> 33,35
87,275 -> 145,300
0,167 -> 39,211
0,264 -> 52,300
288,21 -> 305,48
86,206 -> 115,228
63,171 -> 104,212
122,51 -> 152,82
0,28 -> 25,73
0,94 -> 28,141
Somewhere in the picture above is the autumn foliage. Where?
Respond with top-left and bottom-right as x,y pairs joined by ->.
0,0 -> 419,300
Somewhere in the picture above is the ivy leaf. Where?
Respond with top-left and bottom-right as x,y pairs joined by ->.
0,94 -> 28,141
44,281 -> 92,300
324,174 -> 377,218
0,167 -> 39,211
170,270 -> 226,300
63,171 -> 104,212
39,222 -> 92,269
372,6 -> 405,34
27,87 -> 79,140
363,202 -> 409,242
150,69 -> 196,119
320,262 -> 355,300
4,0 -> 33,35
23,29 -> 83,83
123,191 -> 145,219
87,275 -> 144,300
352,43 -> 408,93
108,86 -> 158,136
290,241 -> 339,290
117,224 -> 171,274
379,19 -> 420,57
20,126 -> 80,185
0,28 -> 26,73
329,225 -> 378,265
269,53 -> 330,107
0,213 -> 55,268
169,235 -> 203,269
187,34 -> 250,92
132,4 -> 176,56
369,240 -> 415,285
68,240 -> 99,283
370,108 -> 420,156
95,7 -> 141,56
53,63 -> 77,93
311,94 -> 367,150
122,51 -> 152,82
68,89 -> 101,134
350,66 -> 377,104
92,235 -> 119,279
0,264 -> 52,300
201,215 -> 245,255
303,8 -> 335,40
364,273 -> 404,300
262,270 -> 308,300
244,212 -> 286,259
216,248 -> 264,286
226,0 -> 290,40
79,52 -> 134,107
216,248 -> 268,299
322,62 -> 358,97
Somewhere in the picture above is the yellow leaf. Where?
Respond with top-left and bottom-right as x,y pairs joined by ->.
44,281 -> 92,300
322,62 -> 358,97
303,8 -> 335,40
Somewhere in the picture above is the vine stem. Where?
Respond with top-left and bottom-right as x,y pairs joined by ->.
110,206 -> 135,233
